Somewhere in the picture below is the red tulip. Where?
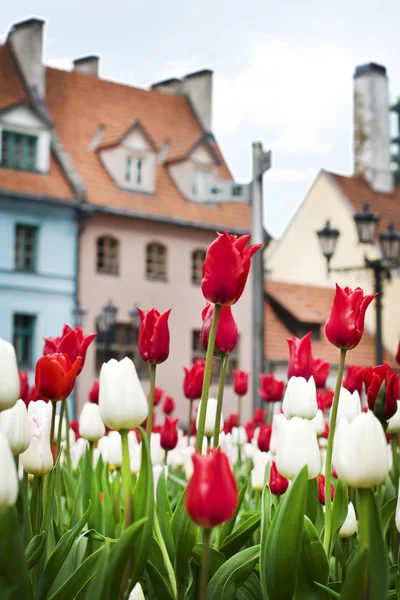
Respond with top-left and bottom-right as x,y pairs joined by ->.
363,363 -> 399,419
244,420 -> 255,442
259,373 -> 285,403
28,385 -> 49,404
138,308 -> 171,364
325,285 -> 376,350
269,461 -> 289,496
312,358 -> 330,388
200,303 -> 238,355
185,448 -> 238,528
160,416 -> 179,451
258,424 -> 272,452
35,353 -> 82,401
321,422 -> 330,439
183,360 -> 205,400
253,408 -> 266,426
89,380 -> 99,403
19,371 -> 30,405
317,389 -> 334,412
342,365 -> 364,395
163,395 -> 175,415
233,370 -> 249,396
153,387 -> 164,407
70,420 -> 81,440
43,324 -> 96,373
317,474 -> 334,505
201,231 -> 262,305
223,413 -> 239,434
287,332 -> 314,380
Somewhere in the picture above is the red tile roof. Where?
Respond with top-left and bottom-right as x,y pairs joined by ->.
265,280 -> 396,367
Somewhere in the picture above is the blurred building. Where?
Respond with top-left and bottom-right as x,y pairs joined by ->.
0,18 -> 254,419
265,62 -> 399,374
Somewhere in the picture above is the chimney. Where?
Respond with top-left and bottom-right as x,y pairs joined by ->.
353,62 -> 393,193
73,55 -> 100,76
151,69 -> 213,132
7,18 -> 46,99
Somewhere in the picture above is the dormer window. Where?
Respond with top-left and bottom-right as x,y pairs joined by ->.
125,156 -> 143,185
192,169 -> 211,198
1,130 -> 38,171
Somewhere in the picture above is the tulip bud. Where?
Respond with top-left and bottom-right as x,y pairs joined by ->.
21,416 -> 53,476
312,358 -> 330,389
269,460 -> 289,495
317,474 -> 334,505
251,450 -> 270,492
99,358 -> 148,431
339,502 -> 358,538
107,431 -> 123,467
89,380 -> 99,404
333,388 -> 361,424
287,332 -> 313,380
0,399 -> 31,455
182,446 -> 195,479
0,339 -> 20,411
163,395 -> 175,415
0,432 -> 18,508
160,417 -> 179,451
269,413 -> 287,455
311,409 -> 325,436
231,426 -> 247,446
259,373 -> 285,403
28,399 -> 52,420
334,411 -> 389,487
129,583 -> 145,600
233,370 -> 249,396
130,445 -> 142,475
276,416 -> 321,480
35,353 -> 82,401
282,376 -> 317,420
151,433 -> 165,465
258,424 -> 272,452
79,402 -> 106,442
325,285 -> 376,350
342,365 -> 364,395
387,402 -> 400,434
196,398 -> 224,437
138,308 -> 171,365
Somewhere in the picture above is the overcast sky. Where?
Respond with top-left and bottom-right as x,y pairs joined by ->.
2,1 -> 400,237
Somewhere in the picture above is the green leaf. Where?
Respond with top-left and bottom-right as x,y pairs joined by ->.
219,513 -> 261,558
313,582 -> 341,599
171,488 -> 199,591
156,470 -> 174,562
0,505 -> 32,600
295,516 -> 329,599
35,502 -> 91,600
259,483 -> 272,599
218,482 -> 247,548
234,572 -> 263,599
25,532 -> 45,570
192,544 -> 226,577
381,496 -> 397,536
264,465 -> 308,600
341,547 -> 369,600
207,545 -> 260,600
146,562 -> 176,600
48,546 -> 104,600
129,427 -> 155,590
306,478 -> 318,524
82,540 -> 110,600
329,479 -> 348,556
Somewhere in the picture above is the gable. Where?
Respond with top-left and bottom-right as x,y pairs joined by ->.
0,102 -> 49,132
190,143 -> 215,166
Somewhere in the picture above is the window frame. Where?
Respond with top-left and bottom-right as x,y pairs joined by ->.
14,223 -> 38,273
125,155 -> 144,186
95,321 -> 148,378
191,249 -> 206,286
13,313 -> 36,370
96,236 -> 120,275
192,168 -> 212,199
145,242 -> 167,282
1,129 -> 38,171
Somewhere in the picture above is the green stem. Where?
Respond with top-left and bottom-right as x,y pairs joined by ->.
50,401 -> 57,448
237,395 -> 242,428
146,364 -> 157,440
154,511 -> 177,597
213,354 -> 228,448
56,401 -> 65,458
199,528 -> 211,600
391,436 -> 399,489
196,304 -> 222,452
120,430 -> 132,528
323,348 -> 347,556
34,476 -> 43,535
341,537 -> 348,580
188,399 -> 193,434
64,400 -> 72,469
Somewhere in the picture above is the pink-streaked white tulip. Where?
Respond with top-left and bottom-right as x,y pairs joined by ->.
21,416 -> 53,476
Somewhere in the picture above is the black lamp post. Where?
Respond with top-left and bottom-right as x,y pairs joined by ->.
72,303 -> 86,328
317,207 -> 400,365
98,300 -> 118,362
129,305 -> 141,330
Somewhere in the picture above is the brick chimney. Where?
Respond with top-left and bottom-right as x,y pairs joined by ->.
7,17 -> 46,99
151,69 -> 213,132
73,55 -> 100,76
353,62 -> 393,193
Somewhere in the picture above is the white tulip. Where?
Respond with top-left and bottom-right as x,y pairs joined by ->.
243,442 -> 256,460
79,402 -> 105,442
219,432 -> 233,462
98,435 -> 110,463
333,388 -> 361,423
270,413 -> 287,455
129,582 -> 145,600
232,426 -> 247,446
196,398 -> 223,437
276,416 -> 321,480
130,444 -> 142,474
71,437 -> 88,469
311,409 -> 325,436
151,433 -> 165,466
388,402 -> 400,434
182,446 -> 195,479
153,464 -> 168,499
0,340 -> 20,411
282,376 -> 317,420
99,357 -> 148,431
251,450 -> 270,491
0,399 -> 31,455
21,416 -> 53,476
107,431 -> 122,467
339,502 -> 358,538
28,400 -> 52,420
334,412 -> 389,488
0,432 -> 18,508
166,448 -> 183,468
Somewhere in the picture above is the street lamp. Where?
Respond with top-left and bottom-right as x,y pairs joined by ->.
317,208 -> 400,365
72,303 -> 86,328
129,304 -> 141,330
98,300 -> 118,362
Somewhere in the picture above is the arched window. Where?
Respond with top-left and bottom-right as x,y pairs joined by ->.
191,249 -> 206,285
146,242 -> 167,281
96,236 -> 119,275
